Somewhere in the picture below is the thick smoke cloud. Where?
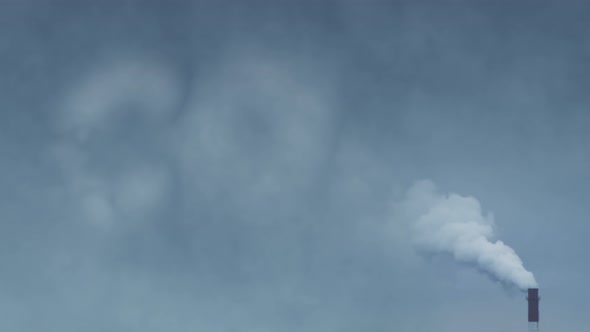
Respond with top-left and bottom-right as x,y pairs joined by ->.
397,180 -> 537,290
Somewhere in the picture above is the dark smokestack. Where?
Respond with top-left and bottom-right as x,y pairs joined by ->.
527,288 -> 540,330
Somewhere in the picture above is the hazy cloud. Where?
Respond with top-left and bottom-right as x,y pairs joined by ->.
2,1 -> 589,331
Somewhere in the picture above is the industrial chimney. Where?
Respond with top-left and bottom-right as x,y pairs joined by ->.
527,288 -> 540,331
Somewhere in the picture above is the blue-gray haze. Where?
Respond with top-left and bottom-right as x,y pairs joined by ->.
1,1 -> 588,331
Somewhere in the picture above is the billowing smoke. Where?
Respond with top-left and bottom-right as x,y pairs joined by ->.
398,180 -> 537,291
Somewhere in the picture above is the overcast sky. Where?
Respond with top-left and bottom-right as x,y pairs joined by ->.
2,1 -> 589,331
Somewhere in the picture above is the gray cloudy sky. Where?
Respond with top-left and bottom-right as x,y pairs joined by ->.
2,1 -> 589,331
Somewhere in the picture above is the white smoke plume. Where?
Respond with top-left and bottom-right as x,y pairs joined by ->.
398,180 -> 537,291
